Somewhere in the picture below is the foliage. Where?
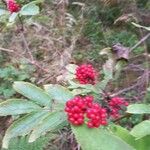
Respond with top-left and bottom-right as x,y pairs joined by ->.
1,134 -> 55,150
0,64 -> 34,99
0,65 -> 149,149
0,0 -> 150,150
0,81 -> 68,149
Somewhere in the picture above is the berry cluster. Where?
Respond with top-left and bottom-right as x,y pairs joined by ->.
108,97 -> 129,118
86,103 -> 107,128
65,96 -> 107,128
7,0 -> 20,13
75,64 -> 97,85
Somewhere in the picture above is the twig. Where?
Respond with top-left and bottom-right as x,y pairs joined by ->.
0,47 -> 14,52
0,47 -> 50,73
20,32 -> 34,61
130,33 -> 150,52
110,83 -> 138,97
18,15 -> 24,31
113,113 -> 132,123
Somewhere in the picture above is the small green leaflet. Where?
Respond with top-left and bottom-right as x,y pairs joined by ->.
44,84 -> 73,102
13,81 -> 52,107
29,111 -> 67,142
2,111 -> 49,149
20,3 -> 39,16
0,99 -> 42,116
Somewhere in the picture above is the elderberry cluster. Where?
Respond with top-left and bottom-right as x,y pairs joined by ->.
75,64 -> 97,85
65,96 -> 107,128
108,97 -> 129,119
65,64 -> 129,128
7,0 -> 20,13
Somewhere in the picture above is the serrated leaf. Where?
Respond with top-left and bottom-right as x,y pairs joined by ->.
13,81 -> 52,107
44,84 -> 73,102
0,99 -> 42,116
20,3 -> 39,16
29,111 -> 66,142
2,134 -> 54,150
127,104 -> 150,114
130,120 -> 150,139
2,111 -> 49,149
71,125 -> 135,150
65,64 -> 78,74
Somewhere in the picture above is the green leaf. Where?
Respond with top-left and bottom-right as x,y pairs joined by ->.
9,12 -> 18,22
44,84 -> 73,102
68,81 -> 98,94
0,99 -> 42,116
127,104 -> 150,114
65,64 -> 78,74
2,111 -> 49,149
2,135 -> 54,150
20,3 -> 39,16
71,125 -> 135,150
110,125 -> 136,149
110,124 -> 150,150
130,120 -> 150,139
95,80 -> 109,91
71,88 -> 92,95
135,135 -> 150,150
29,111 -> 66,142
13,81 -> 52,107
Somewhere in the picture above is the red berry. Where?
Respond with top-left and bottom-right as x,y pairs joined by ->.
75,64 -> 97,85
65,95 -> 108,128
7,0 -> 20,13
87,121 -> 94,128
94,122 -> 101,127
101,120 -> 107,126
108,97 -> 129,119
86,102 -> 107,128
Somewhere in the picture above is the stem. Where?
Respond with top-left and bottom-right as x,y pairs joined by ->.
18,14 -> 24,31
113,113 -> 132,123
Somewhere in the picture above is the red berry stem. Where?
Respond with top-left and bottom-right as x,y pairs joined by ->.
113,113 -> 132,123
